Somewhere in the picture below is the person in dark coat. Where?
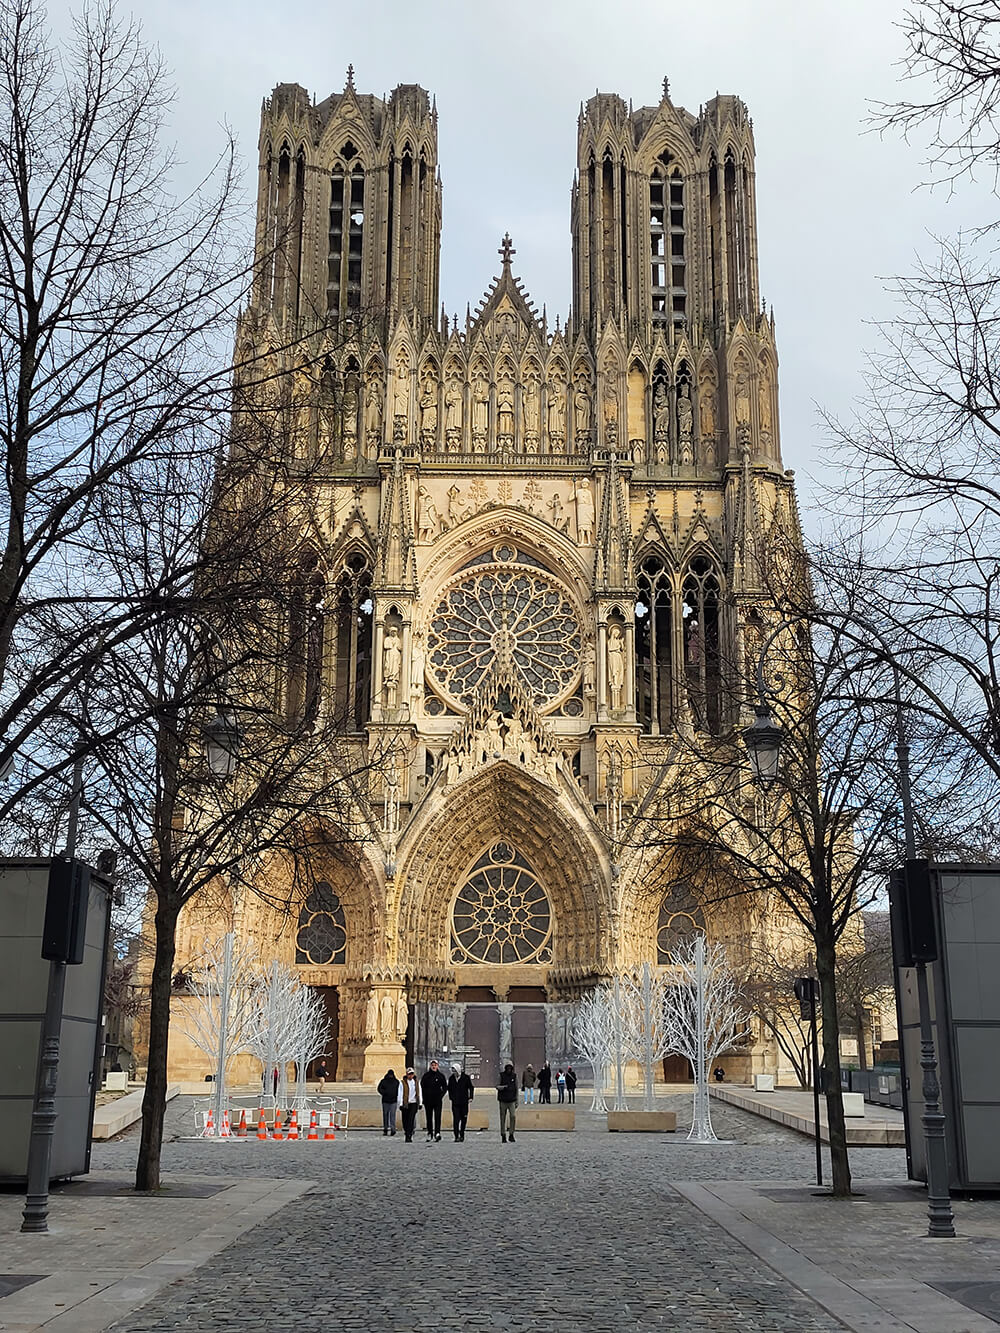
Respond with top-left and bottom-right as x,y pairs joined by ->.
497,1062 -> 518,1142
377,1068 -> 400,1136
565,1066 -> 577,1104
448,1063 -> 474,1141
314,1059 -> 329,1087
537,1061 -> 552,1104
421,1059 -> 449,1141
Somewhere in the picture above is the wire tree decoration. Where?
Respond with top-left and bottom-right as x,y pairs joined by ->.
619,963 -> 673,1111
572,985 -> 615,1112
177,932 -> 262,1131
247,961 -> 332,1109
662,933 -> 747,1143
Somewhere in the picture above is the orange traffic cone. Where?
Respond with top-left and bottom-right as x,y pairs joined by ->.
324,1113 -> 337,1141
306,1109 -> 319,1141
288,1109 -> 300,1141
237,1109 -> 247,1138
272,1109 -> 284,1141
220,1110 -> 232,1138
201,1107 -> 215,1138
257,1109 -> 267,1141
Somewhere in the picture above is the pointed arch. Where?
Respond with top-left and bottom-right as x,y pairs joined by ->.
681,552 -> 724,734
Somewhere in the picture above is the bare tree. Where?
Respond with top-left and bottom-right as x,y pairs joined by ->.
572,986 -> 615,1113
836,912 -> 895,1071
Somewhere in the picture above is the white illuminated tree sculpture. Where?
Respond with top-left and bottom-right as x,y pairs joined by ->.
620,962 -> 673,1111
572,985 -> 615,1112
662,933 -> 746,1143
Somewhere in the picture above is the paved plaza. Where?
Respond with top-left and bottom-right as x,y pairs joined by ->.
0,1093 -> 998,1331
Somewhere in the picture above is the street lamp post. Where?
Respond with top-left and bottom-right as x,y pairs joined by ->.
743,612 -> 955,1237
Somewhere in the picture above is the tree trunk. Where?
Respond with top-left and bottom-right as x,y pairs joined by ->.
135,894 -> 179,1191
815,928 -> 851,1196
856,1005 -> 869,1071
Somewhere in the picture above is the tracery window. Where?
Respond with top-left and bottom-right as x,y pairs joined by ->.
296,881 -> 347,965
286,555 -> 325,727
451,843 -> 553,965
650,165 -> 685,326
333,553 -> 373,730
426,550 -> 581,710
656,884 -> 705,963
328,158 -> 365,318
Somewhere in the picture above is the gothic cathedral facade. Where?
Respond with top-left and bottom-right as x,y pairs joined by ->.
163,74 -> 805,1085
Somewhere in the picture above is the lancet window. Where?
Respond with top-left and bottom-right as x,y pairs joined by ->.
269,142 -> 305,317
650,165 -> 686,326
333,552 -> 373,731
682,557 -> 722,733
635,555 -> 674,733
296,881 -> 347,966
286,554 -> 325,727
328,150 -> 365,319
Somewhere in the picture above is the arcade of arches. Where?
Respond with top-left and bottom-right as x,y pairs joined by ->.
151,72 -> 812,1088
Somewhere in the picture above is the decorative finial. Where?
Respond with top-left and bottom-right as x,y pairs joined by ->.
662,75 -> 670,102
498,232 -> 515,269
345,64 -> 355,93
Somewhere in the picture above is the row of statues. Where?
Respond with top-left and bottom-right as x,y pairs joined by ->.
416,477 -> 595,543
445,711 -> 564,788
364,989 -> 409,1043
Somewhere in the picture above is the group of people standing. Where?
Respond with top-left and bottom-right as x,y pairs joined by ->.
376,1060 -> 474,1142
519,1062 -> 576,1104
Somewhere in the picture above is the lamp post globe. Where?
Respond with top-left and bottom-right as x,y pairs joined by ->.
742,704 -> 782,784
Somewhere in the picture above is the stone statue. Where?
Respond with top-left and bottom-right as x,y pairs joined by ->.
417,485 -> 438,541
547,381 -> 566,439
603,377 -> 619,424
522,372 -> 540,436
382,625 -> 402,707
393,358 -> 410,420
379,992 -> 394,1041
548,491 -> 563,526
446,748 -> 460,786
699,375 -> 716,436
573,379 -> 591,435
472,375 -> 489,440
575,478 -> 595,544
504,715 -> 524,763
365,371 -> 383,446
445,378 -> 463,439
365,991 -> 378,1040
678,384 -> 694,465
759,368 -> 772,432
496,376 -> 514,438
396,993 -> 409,1040
607,622 -> 625,711
485,712 -> 504,757
653,381 -> 670,440
735,369 -> 751,425
341,371 -> 360,443
419,373 -> 438,439
409,632 -> 425,710
447,484 -> 465,526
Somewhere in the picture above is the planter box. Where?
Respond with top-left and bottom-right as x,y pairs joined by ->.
607,1110 -> 677,1133
509,1106 -> 574,1131
346,1107 -> 490,1131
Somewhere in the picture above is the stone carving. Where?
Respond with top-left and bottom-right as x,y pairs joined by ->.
447,485 -> 468,526
379,992 -> 395,1041
522,368 -> 540,439
410,632 -> 425,711
547,378 -> 566,445
365,368 -> 383,447
699,373 -> 716,436
316,360 -> 336,458
734,365 -> 752,448
573,375 -> 591,438
653,379 -> 670,448
365,990 -> 378,1040
548,491 -> 563,527
603,376 -> 619,424
393,355 -> 410,422
417,485 -> 438,541
382,624 -> 402,707
443,710 -> 564,793
472,373 -> 489,443
575,478 -> 595,544
678,383 -> 694,465
607,622 -> 626,711
419,369 -> 438,441
497,374 -> 514,440
523,477 -> 542,513
396,993 -> 409,1040
759,361 -> 773,451
445,377 -> 463,447
341,370 -> 360,460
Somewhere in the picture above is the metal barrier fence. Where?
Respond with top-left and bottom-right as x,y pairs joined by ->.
838,1066 -> 903,1110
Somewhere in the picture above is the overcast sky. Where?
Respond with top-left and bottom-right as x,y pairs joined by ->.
72,0 -> 986,529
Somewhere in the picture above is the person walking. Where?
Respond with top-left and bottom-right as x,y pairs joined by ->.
537,1061 -> 552,1104
497,1062 -> 518,1143
521,1063 -> 536,1105
314,1058 -> 329,1087
421,1058 -> 448,1141
565,1066 -> 577,1104
448,1063 -> 474,1141
556,1068 -> 566,1103
377,1068 -> 400,1136
399,1067 -> 421,1142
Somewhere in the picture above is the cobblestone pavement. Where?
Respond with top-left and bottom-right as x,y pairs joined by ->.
93,1095 -> 907,1331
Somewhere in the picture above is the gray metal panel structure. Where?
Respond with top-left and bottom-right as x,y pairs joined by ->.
0,859 -> 111,1183
896,865 -> 1000,1192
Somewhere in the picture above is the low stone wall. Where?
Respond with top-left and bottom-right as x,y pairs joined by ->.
508,1106 -> 574,1131
346,1107 -> 491,1131
92,1085 -> 179,1140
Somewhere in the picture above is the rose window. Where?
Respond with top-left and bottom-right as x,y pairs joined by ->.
296,881 -> 347,965
426,559 -> 581,709
451,843 -> 552,964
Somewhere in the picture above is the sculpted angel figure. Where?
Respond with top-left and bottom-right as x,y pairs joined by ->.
607,623 -> 626,711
